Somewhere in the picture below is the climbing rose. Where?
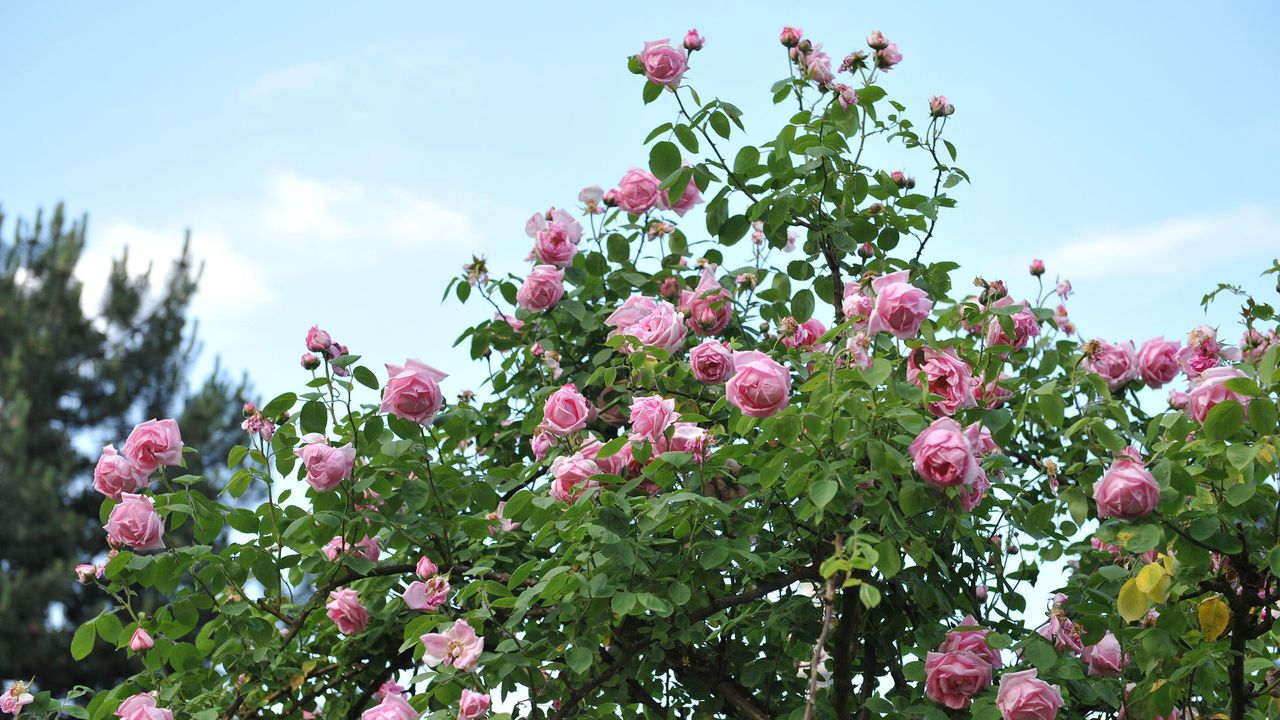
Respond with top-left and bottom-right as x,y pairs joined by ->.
516,265 -> 566,312
129,627 -> 154,652
534,220 -> 579,267
458,689 -> 491,720
867,270 -> 932,339
679,265 -> 731,335
94,444 -> 146,500
416,556 -> 439,579
294,435 -> 356,492
542,384 -> 593,436
939,614 -> 1001,668
614,168 -> 661,214
924,650 -> 992,709
115,693 -> 171,720
984,297 -> 1040,352
549,452 -> 602,503
105,493 -> 165,551
381,359 -> 448,424
1136,337 -> 1181,388
907,346 -> 976,417
1185,366 -> 1250,424
360,693 -> 418,720
996,669 -> 1064,720
689,339 -> 734,384
1084,340 -> 1139,391
664,422 -> 710,463
1083,630 -> 1125,676
1093,456 -> 1160,519
909,418 -> 979,489
725,350 -> 791,417
656,172 -> 703,216
325,588 -> 369,635
404,576 -> 451,612
122,418 -> 183,475
638,38 -> 688,86
628,395 -> 679,443
420,618 -> 484,671
780,26 -> 803,47
614,299 -> 687,354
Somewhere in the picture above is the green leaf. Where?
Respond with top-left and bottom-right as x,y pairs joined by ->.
642,80 -> 662,104
354,365 -> 379,390
226,445 -> 247,469
71,620 -> 96,660
300,401 -> 327,435
566,645 -> 594,675
611,591 -> 637,615
809,478 -> 837,508
1202,400 -> 1245,441
261,392 -> 297,419
649,141 -> 681,179
733,146 -> 760,176
792,289 -> 815,323
1226,482 -> 1256,507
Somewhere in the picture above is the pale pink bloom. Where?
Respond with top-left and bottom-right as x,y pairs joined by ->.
129,627 -> 154,652
606,295 -> 658,330
325,588 -> 369,635
835,84 -> 858,111
628,395 -> 679,444
906,346 -> 976,417
579,437 -> 640,479
105,493 -> 165,551
663,422 -> 710,463
579,185 -> 605,214
374,681 -> 405,701
615,299 -> 688,354
75,563 -> 102,583
458,689 -> 490,720
867,270 -> 932,339
996,669 -> 1063,720
542,384 -> 593,436
416,556 -> 439,579
875,43 -> 902,70
909,418 -> 979,489
1036,613 -> 1084,655
929,95 -> 955,117
381,359 -> 448,424
295,437 -> 356,492
638,38 -> 688,86
964,423 -> 1000,456
305,326 -> 332,352
549,453 -> 602,503
973,374 -> 1014,409
517,265 -> 566,312
843,332 -> 873,370
924,650 -> 992,709
420,618 -> 484,671
1082,630 -> 1125,676
939,614 -> 1001,668
805,44 -> 833,85
984,297 -> 1040,352
614,168 -> 661,214
495,313 -> 524,333
116,692 -> 169,720
1052,304 -> 1074,334
1185,366 -> 1250,423
322,536 -> 350,561
1084,340 -> 1139,391
531,430 -> 554,460
1136,337 -> 1181,388
725,350 -> 792,417
1056,279 -> 1072,299
94,444 -> 146,500
689,339 -> 734,384
122,419 -> 183,475
1094,457 -> 1160,519
841,285 -> 874,326
656,171 -> 703,216
866,30 -> 888,49
360,693 -> 417,720
404,576 -> 451,612
679,265 -> 731,335
486,501 -> 520,534
534,221 -> 579,267
957,469 -> 990,512
781,318 -> 828,351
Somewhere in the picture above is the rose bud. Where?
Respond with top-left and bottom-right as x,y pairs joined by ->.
301,353 -> 321,370
129,627 -> 155,652
1029,259 -> 1046,276
780,26 -> 803,48
683,29 -> 705,51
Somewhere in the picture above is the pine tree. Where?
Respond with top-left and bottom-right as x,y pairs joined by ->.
0,203 -> 248,691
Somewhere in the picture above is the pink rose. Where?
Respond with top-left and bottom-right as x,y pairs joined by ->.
416,556 -> 439,579
940,614 -> 1001,668
542,384 -> 593,436
305,325 -> 332,352
663,422 -> 709,463
129,627 -> 154,652
579,437 -> 639,478
381,359 -> 448,424
689,339 -> 734,384
325,588 -> 369,635
294,436 -> 356,492
781,317 -> 828,351
374,681 -> 405,701
0,687 -> 34,718
984,297 -> 1041,352
780,26 -> 803,47
94,444 -> 146,500
1084,340 -> 1138,390
907,346 -> 976,416
550,452 -> 602,503
841,285 -> 873,326
930,95 -> 956,117
638,39 -> 688,87
404,576 -> 451,612
458,689 -> 491,720
805,44 -> 834,85
957,468 -> 991,512
321,536 -> 350,561
964,423 -> 1000,457
618,299 -> 688,354
1093,457 -> 1159,519
1029,259 -> 1045,276
517,265 -> 566,312
1036,613 -> 1084,655
122,419 -> 183,475
875,43 -> 902,70
579,185 -> 605,214
725,350 -> 792,417
534,221 -> 579,267
1082,630 -> 1124,676
909,418 -> 979,489
420,618 -> 484,671
924,650 -> 992,709
629,395 -> 679,443
974,374 -> 1014,409
867,30 -> 888,49
1185,366 -> 1249,424
657,172 -> 703,216
682,29 -> 705,52
360,693 -> 417,720
614,168 -> 661,215
679,265 -> 732,335
75,563 -> 102,583
116,693 -> 169,720
531,431 -> 554,460
105,493 -> 165,551
606,295 -> 658,330
867,270 -> 933,339
996,669 -> 1063,720
1136,337 -> 1180,388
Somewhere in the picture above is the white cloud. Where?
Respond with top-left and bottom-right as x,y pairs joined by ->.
244,61 -> 340,99
1046,206 -> 1277,280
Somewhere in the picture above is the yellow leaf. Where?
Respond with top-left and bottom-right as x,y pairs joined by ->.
1118,577 -> 1152,622
1198,596 -> 1230,641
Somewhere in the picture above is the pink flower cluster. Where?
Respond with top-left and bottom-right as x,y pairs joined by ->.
305,325 -> 351,376
908,418 -> 999,512
606,295 -> 688,354
403,555 -> 451,612
924,614 -> 999,709
94,418 -> 183,501
525,207 -> 584,268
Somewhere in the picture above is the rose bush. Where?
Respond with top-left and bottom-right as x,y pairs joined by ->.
9,23 -> 1280,720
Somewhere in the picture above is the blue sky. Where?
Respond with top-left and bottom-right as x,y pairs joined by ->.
2,1 -> 1278,406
